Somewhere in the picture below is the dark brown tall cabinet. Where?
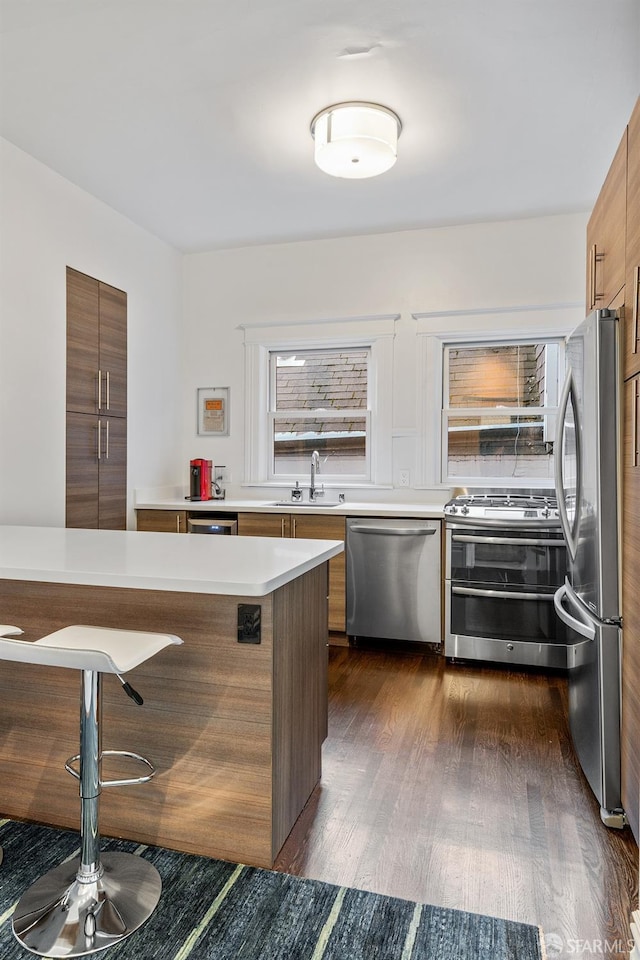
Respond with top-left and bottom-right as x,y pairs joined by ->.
66,267 -> 127,529
590,97 -> 640,842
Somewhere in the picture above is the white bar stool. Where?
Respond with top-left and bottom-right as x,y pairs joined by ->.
0,624 -> 24,870
0,624 -> 182,958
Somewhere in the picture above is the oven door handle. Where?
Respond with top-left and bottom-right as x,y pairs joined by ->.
451,585 -> 554,602
553,583 -> 596,641
451,534 -> 565,547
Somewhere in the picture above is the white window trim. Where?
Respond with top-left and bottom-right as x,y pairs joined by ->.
413,303 -> 581,489
242,315 -> 397,488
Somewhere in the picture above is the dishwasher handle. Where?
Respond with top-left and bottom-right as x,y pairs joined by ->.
349,523 -> 437,536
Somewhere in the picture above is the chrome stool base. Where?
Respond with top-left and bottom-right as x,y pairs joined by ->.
13,851 -> 161,958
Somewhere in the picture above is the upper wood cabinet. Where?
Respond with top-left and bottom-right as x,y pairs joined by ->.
66,269 -> 100,415
66,268 -> 127,529
66,267 -> 127,418
586,129 -> 627,314
624,98 -> 640,379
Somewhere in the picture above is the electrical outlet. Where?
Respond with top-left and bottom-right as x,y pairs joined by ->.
237,604 -> 261,644
399,470 -> 410,487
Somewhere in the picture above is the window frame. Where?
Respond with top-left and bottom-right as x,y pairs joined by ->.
413,305 -> 580,490
242,316 -> 396,489
268,346 -> 372,483
440,338 -> 563,486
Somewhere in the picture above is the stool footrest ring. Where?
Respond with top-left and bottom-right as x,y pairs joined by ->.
65,749 -> 156,787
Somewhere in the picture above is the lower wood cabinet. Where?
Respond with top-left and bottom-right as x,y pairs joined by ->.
66,413 -> 126,529
238,512 -> 346,632
622,373 -> 640,842
133,508 -> 346,631
237,513 -> 291,538
136,509 -> 188,533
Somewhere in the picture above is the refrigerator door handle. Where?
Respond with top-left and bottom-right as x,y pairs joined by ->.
554,370 -> 581,562
553,582 -> 596,641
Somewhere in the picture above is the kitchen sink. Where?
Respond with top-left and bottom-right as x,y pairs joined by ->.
269,500 -> 341,508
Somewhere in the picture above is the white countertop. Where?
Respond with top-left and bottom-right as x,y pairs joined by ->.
135,497 -> 447,519
0,526 -> 343,596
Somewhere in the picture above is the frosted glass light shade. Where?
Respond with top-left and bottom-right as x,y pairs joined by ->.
310,102 -> 401,179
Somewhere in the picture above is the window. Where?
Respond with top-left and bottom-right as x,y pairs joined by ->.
269,348 -> 369,479
443,340 -> 562,483
242,315 -> 395,488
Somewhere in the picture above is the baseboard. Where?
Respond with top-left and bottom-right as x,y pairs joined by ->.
328,631 -> 349,647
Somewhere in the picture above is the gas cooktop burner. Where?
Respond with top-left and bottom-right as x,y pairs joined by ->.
444,491 -> 560,521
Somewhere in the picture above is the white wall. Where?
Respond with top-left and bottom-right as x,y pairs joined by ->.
0,136 -> 589,518
0,137 -> 183,527
182,213 -> 587,500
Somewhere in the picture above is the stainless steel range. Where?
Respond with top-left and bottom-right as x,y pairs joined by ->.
444,489 -> 568,667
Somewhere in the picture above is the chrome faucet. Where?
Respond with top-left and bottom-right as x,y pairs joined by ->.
309,450 -> 324,501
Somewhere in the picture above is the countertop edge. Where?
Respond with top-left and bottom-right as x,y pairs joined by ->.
135,499 -> 446,519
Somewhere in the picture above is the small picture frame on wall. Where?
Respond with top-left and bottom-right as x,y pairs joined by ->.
197,387 -> 229,436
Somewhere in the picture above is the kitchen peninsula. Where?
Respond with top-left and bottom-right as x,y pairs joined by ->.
0,525 -> 342,868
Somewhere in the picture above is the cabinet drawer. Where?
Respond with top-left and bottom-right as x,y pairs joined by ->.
136,509 -> 187,533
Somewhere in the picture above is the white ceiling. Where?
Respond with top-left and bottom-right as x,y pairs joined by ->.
1,0 -> 638,253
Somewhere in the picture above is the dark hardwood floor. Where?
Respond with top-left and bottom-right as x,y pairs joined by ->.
275,643 -> 638,959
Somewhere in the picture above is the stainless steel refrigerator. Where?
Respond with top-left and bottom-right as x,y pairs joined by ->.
553,307 -> 625,828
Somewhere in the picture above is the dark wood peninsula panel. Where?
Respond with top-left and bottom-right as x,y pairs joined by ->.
0,563 -> 328,868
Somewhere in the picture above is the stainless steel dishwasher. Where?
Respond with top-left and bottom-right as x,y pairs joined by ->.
346,517 -> 441,644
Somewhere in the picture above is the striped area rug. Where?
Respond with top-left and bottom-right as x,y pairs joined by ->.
0,819 -> 543,959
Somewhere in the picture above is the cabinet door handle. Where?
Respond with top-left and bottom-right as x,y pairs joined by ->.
176,514 -> 181,533
633,265 -> 640,356
106,370 -> 110,410
588,245 -> 604,308
97,420 -> 102,460
281,518 -> 285,537
97,369 -> 102,410
105,419 -> 109,459
292,517 -> 296,537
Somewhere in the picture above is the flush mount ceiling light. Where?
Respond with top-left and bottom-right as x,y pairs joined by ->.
310,101 -> 402,179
